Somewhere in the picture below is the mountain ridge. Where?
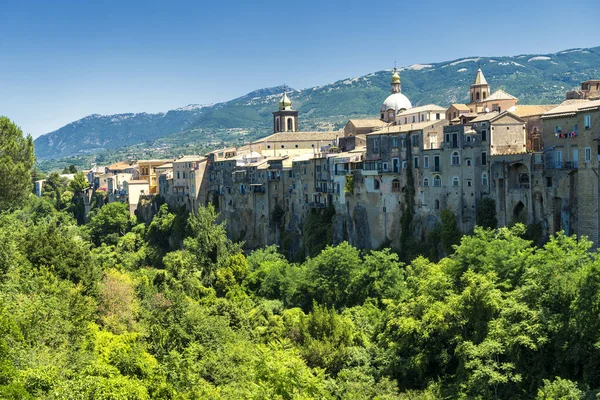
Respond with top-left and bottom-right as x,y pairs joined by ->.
34,46 -> 600,159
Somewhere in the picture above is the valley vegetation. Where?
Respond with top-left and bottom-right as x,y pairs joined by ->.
3,116 -> 600,399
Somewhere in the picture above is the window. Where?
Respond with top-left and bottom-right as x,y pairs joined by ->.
585,115 -> 592,129
481,129 -> 487,142
555,150 -> 563,168
466,136 -> 471,143
466,159 -> 472,166
585,147 -> 592,162
420,114 -> 424,122
177,172 -> 180,179
287,119 -> 293,131
402,161 -> 407,169
392,158 -> 400,173
392,137 -> 398,148
482,172 -> 488,187
433,175 -> 441,187
414,157 -> 419,169
388,111 -> 394,119
435,199 -> 440,210
382,162 -> 389,172
476,92 -> 480,101
481,151 -> 487,166
546,176 -> 553,187
404,117 -> 407,124
412,116 -> 416,123
412,135 -> 419,147
467,179 -> 472,187
374,179 -> 380,190
373,138 -> 379,152
434,155 -> 440,171
451,151 -> 460,166
392,179 -> 401,192
423,177 -> 429,186
436,113 -> 441,120
424,156 -> 429,169
452,176 -> 460,186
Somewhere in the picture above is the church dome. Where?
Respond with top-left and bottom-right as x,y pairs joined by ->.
279,92 -> 292,110
381,92 -> 412,113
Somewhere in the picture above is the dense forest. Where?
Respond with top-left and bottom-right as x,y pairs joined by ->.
3,116 -> 600,399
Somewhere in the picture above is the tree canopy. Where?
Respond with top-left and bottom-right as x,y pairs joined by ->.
0,116 -> 35,211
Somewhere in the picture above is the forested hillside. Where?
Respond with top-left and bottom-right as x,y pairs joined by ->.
34,46 -> 600,161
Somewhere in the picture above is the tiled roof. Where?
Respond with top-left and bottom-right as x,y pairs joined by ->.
485,89 -> 518,101
347,119 -> 387,128
107,161 -> 133,170
470,111 -> 500,123
175,155 -> 205,163
542,99 -> 600,118
510,105 -> 557,117
449,103 -> 471,111
368,119 -> 447,135
255,131 -> 341,142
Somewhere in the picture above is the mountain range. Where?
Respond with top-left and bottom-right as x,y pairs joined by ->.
34,46 -> 600,160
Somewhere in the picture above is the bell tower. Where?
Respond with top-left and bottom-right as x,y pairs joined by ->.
469,66 -> 490,113
273,86 -> 299,133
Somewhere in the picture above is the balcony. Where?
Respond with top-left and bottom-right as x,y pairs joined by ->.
308,201 -> 327,209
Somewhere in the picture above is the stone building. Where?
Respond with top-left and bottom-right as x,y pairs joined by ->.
195,69 -> 600,254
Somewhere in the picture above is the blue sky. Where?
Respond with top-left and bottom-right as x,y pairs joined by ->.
1,0 -> 599,138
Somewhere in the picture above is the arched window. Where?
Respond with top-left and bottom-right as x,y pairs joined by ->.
435,199 -> 440,210
452,176 -> 460,186
392,179 -> 400,192
423,177 -> 429,187
433,175 -> 441,187
482,172 -> 489,187
453,111 -> 457,119
451,151 -> 460,166
388,111 -> 394,120
276,118 -> 280,132
374,179 -> 380,190
466,159 -> 472,166
287,118 -> 293,131
483,91 -> 487,99
476,92 -> 480,101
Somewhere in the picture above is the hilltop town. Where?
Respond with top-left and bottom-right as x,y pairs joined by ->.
38,68 -> 600,254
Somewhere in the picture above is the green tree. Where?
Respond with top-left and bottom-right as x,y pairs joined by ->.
87,202 -> 133,245
0,116 -> 35,211
68,172 -> 89,193
476,197 -> 498,229
440,208 -> 461,256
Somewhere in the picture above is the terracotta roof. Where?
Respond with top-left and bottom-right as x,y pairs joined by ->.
347,119 -> 387,128
107,161 -> 133,171
485,89 -> 518,102
368,119 -> 447,135
255,131 -> 341,142
449,103 -> 470,111
510,105 -> 557,117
